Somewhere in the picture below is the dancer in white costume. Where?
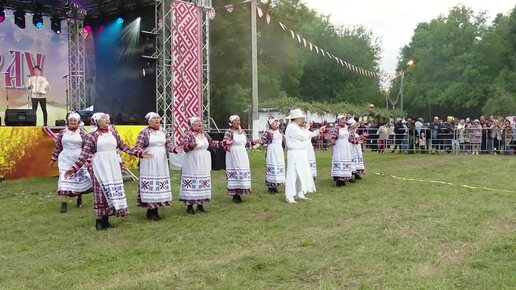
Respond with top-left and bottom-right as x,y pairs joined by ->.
135,112 -> 182,221
330,115 -> 353,187
50,112 -> 92,213
223,115 -> 259,204
348,118 -> 367,180
180,117 -> 226,214
284,109 -> 324,204
302,121 -> 320,182
259,116 -> 285,193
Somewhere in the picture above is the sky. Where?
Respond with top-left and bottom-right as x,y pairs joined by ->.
303,0 -> 515,73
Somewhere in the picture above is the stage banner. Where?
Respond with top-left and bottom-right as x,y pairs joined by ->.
0,126 -> 144,180
0,14 -> 69,126
172,1 -> 202,145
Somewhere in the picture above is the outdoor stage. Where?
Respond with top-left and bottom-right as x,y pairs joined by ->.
0,125 -> 145,180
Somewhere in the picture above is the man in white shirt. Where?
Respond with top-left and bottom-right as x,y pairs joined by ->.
284,108 -> 321,204
26,66 -> 49,126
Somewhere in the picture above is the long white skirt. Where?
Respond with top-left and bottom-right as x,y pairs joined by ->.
58,148 -> 92,195
139,146 -> 172,204
265,142 -> 286,185
92,151 -> 128,211
225,145 -> 251,193
331,139 -> 353,180
179,146 -> 212,204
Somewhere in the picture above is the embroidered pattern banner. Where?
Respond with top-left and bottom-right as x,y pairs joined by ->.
172,1 -> 203,145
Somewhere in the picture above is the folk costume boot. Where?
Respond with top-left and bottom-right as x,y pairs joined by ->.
154,208 -> 162,220
187,205 -> 196,215
60,202 -> 68,213
146,209 -> 155,220
95,219 -> 105,231
196,205 -> 205,213
101,215 -> 112,228
354,173 -> 362,180
76,195 -> 82,208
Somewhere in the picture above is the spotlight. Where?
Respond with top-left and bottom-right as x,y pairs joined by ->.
116,17 -> 124,24
0,7 -> 5,23
51,16 -> 61,34
33,13 -> 43,28
142,61 -> 156,77
14,9 -> 25,29
83,14 -> 93,31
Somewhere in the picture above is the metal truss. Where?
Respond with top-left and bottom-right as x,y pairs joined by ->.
155,0 -> 174,134
67,20 -> 87,111
200,4 -> 211,130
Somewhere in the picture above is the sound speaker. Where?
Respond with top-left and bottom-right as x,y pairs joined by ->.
4,109 -> 37,126
119,113 -> 143,125
209,132 -> 226,170
55,119 -> 66,126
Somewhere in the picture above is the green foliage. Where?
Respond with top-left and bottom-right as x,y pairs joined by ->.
260,95 -> 402,119
210,0 -> 383,126
394,5 -> 516,119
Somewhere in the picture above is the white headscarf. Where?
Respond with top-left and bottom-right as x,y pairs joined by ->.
145,112 -> 160,124
67,112 -> 81,121
268,116 -> 278,126
228,115 -> 239,127
336,115 -> 346,121
188,116 -> 202,128
90,112 -> 109,132
347,118 -> 356,126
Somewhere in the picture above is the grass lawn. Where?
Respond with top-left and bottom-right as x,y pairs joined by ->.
0,151 -> 514,289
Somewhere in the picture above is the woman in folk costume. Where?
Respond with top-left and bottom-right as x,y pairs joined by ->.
348,118 -> 367,180
50,112 -> 93,213
180,117 -> 226,214
65,113 -> 152,231
260,116 -> 286,193
284,109 -> 324,204
135,112 -> 182,221
223,115 -> 259,204
330,115 -> 353,187
302,120 -> 320,182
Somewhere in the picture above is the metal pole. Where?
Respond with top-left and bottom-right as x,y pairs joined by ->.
251,0 -> 259,140
400,71 -> 404,117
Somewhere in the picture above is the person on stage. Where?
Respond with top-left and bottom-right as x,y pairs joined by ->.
223,115 -> 259,204
65,113 -> 152,231
26,66 -> 49,126
135,112 -> 182,221
180,116 -> 226,214
50,112 -> 92,213
284,109 -> 323,204
259,116 -> 286,193
330,115 -> 353,187
348,118 -> 367,180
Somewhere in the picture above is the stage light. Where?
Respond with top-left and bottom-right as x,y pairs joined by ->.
14,9 -> 25,29
0,7 -> 5,23
116,17 -> 124,24
83,14 -> 93,31
33,13 -> 43,28
51,16 -> 61,34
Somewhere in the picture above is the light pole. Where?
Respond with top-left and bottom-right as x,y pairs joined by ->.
400,59 -> 414,116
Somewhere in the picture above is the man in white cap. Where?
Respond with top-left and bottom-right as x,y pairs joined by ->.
284,108 -> 321,203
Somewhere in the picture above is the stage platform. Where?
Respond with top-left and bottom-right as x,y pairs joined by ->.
0,125 -> 145,180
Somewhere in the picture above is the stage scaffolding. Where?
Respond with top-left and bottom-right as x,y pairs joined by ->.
67,20 -> 87,112
155,0 -> 212,135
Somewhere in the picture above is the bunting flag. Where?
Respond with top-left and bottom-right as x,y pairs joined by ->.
224,4 -> 234,13
208,1 -> 399,79
256,6 -> 263,18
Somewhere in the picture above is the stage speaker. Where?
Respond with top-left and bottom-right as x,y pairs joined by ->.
55,119 -> 66,126
75,110 -> 94,125
4,109 -> 37,126
209,132 -> 226,170
119,113 -> 144,125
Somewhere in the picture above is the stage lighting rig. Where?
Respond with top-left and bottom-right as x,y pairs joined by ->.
0,6 -> 5,23
33,12 -> 43,28
51,16 -> 61,34
14,8 -> 25,29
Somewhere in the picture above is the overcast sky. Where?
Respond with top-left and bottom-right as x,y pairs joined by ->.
303,0 -> 514,73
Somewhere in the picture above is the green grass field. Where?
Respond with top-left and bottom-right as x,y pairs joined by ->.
0,151 -> 514,289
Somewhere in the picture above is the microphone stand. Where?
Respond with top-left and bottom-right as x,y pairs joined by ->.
63,75 -> 69,112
